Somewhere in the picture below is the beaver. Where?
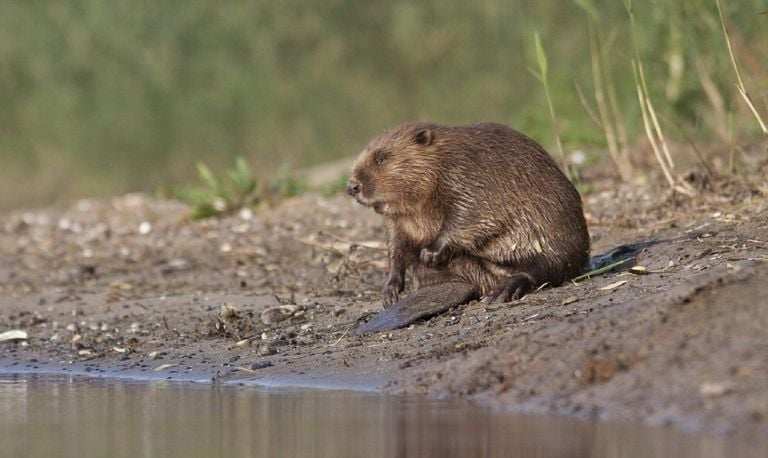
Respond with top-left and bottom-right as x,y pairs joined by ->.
347,122 -> 590,332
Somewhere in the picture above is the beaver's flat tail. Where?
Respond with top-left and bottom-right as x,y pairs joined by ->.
354,282 -> 479,334
588,240 -> 665,271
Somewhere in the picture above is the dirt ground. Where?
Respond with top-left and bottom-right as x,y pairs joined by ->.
1,159 -> 767,438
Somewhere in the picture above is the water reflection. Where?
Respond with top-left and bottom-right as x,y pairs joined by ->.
0,374 -> 762,458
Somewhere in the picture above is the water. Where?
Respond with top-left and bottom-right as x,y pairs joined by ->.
0,374 -> 762,458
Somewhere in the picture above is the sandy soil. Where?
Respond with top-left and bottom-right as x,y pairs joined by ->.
1,165 -> 767,437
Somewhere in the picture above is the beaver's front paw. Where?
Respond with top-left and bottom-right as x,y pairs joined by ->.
420,240 -> 450,268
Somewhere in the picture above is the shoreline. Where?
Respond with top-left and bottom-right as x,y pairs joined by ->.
2,178 -> 768,438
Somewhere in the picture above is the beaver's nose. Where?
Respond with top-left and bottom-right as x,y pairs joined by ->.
346,179 -> 361,196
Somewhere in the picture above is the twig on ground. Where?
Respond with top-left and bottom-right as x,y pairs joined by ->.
572,257 -> 635,283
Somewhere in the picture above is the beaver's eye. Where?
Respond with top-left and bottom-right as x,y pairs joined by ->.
373,150 -> 387,166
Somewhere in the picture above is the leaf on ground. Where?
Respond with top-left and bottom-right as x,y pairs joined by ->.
0,330 -> 28,343
599,280 -> 628,291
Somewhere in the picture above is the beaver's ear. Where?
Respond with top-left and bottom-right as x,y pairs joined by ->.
414,128 -> 433,146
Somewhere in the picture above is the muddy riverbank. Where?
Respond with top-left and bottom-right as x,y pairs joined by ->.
1,168 -> 767,438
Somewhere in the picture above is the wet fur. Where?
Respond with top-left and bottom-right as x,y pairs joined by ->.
349,121 -> 590,310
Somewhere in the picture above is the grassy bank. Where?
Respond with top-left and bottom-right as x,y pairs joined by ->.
0,0 -> 765,208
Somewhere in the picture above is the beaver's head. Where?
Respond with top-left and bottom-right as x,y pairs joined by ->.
347,122 -> 441,216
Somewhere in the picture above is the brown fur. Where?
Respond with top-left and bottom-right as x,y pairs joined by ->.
347,122 -> 590,307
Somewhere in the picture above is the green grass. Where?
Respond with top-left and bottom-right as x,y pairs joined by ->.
170,157 -> 307,219
531,31 -> 566,171
0,1 -> 765,208
171,156 -> 260,219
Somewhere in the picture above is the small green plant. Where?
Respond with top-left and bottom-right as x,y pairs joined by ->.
173,156 -> 260,219
266,164 -> 308,202
530,31 -> 567,172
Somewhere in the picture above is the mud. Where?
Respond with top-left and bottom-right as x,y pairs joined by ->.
1,169 -> 767,438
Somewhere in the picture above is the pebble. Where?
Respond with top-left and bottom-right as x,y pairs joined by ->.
260,305 -> 298,324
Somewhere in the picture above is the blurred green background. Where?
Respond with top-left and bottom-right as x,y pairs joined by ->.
0,0 -> 765,209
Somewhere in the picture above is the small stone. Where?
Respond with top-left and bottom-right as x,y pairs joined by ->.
257,345 -> 277,356
700,382 -> 732,397
260,305 -> 298,324
138,222 -> 152,235
239,208 -> 253,220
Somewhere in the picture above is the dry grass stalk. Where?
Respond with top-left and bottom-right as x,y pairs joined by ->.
716,0 -> 768,136
600,30 -> 630,165
576,1 -> 632,179
589,28 -> 621,177
604,63 -> 630,157
625,0 -> 693,196
586,26 -> 632,180
696,59 -> 730,143
632,60 -> 676,190
575,82 -> 603,128
636,62 -> 676,173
